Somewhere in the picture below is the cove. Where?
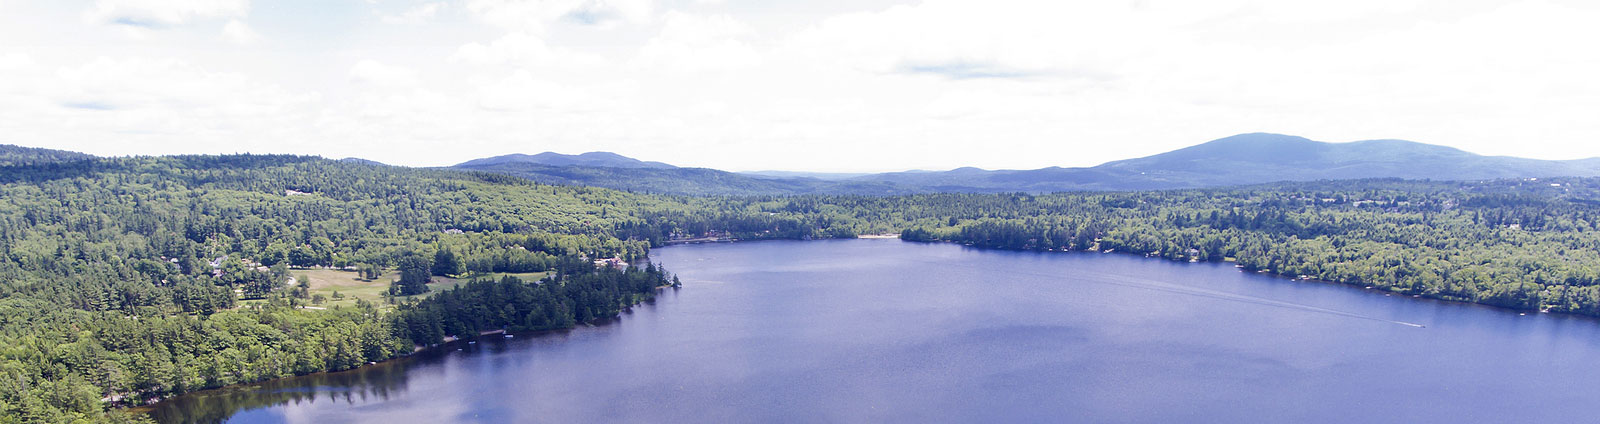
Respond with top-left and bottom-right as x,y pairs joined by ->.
144,239 -> 1600,423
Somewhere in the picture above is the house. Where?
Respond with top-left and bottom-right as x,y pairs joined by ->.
593,257 -> 627,269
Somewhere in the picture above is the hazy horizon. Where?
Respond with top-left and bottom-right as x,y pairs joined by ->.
3,1 -> 1599,172
12,131 -> 1599,174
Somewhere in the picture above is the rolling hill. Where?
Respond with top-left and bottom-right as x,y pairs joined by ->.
450,160 -> 913,196
451,134 -> 1600,194
0,144 -> 96,166
854,133 -> 1600,192
456,151 -> 675,169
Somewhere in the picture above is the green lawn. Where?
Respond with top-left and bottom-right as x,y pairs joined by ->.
455,271 -> 551,283
287,268 -> 549,310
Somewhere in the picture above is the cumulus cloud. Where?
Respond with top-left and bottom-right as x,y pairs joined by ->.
635,12 -> 760,73
220,19 -> 260,44
85,0 -> 250,27
381,2 -> 444,25
0,56 -> 318,157
7,0 -> 1600,170
466,0 -> 653,32
349,60 -> 421,88
474,70 -> 594,111
451,32 -> 606,70
0,53 -> 34,71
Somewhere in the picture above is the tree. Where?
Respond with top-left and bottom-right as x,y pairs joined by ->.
393,254 -> 432,296
432,249 -> 463,277
287,247 -> 318,268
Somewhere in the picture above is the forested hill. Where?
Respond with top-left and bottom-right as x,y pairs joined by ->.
11,152 -> 1600,422
450,161 -> 917,196
0,155 -> 685,422
449,133 -> 1600,195
455,151 -> 675,169
856,133 -> 1600,191
0,144 -> 95,167
1091,133 -> 1600,186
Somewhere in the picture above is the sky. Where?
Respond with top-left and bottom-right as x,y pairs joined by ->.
1,0 -> 1598,172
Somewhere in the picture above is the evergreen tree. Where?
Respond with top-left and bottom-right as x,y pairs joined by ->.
394,255 -> 432,296
432,249 -> 464,277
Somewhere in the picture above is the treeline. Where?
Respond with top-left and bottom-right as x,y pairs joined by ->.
882,180 -> 1600,313
10,151 -> 1600,422
0,155 -> 676,423
0,297 -> 406,423
630,178 -> 1600,315
397,263 -> 674,345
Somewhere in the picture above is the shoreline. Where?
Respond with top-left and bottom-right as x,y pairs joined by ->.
136,236 -> 1580,419
891,238 -> 1578,321
128,283 -> 676,420
660,235 -> 1574,320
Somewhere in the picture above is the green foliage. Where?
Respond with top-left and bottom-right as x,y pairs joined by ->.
431,249 -> 463,277
752,179 -> 1600,314
7,151 -> 1600,423
392,255 -> 431,297
0,155 -> 673,422
0,144 -> 95,167
396,261 -> 668,346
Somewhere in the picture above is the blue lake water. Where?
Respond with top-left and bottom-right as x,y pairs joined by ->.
147,239 -> 1600,423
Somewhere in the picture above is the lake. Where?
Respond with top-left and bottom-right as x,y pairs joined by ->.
145,239 -> 1600,423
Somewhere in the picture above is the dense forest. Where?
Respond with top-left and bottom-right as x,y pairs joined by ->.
0,155 -> 678,423
7,150 -> 1600,422
612,178 -> 1600,316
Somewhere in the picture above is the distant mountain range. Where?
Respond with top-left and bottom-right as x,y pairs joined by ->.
448,133 -> 1600,195
452,160 -> 913,196
457,151 -> 674,169
9,133 -> 1599,195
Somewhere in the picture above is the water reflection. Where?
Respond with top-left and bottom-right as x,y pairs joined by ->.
142,239 -> 1600,423
139,351 -> 416,424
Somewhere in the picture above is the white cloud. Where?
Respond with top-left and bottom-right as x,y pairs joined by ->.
349,60 -> 421,88
7,0 -> 1600,170
635,12 -> 760,73
0,53 -> 34,71
0,56 -> 318,157
451,32 -> 606,70
473,69 -> 604,111
220,19 -> 260,44
466,0 -> 653,32
85,0 -> 250,27
382,2 -> 444,25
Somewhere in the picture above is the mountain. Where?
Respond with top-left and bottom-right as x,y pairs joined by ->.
451,134 -> 1600,195
338,157 -> 388,166
0,144 -> 95,166
1091,133 -> 1600,185
456,151 -> 675,169
451,161 -> 913,196
739,170 -> 874,180
854,133 -> 1600,192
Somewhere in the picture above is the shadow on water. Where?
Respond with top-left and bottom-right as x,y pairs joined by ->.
130,298 -> 663,424
132,336 -> 524,424
133,359 -> 412,424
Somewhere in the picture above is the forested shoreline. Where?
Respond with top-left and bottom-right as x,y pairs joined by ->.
886,181 -> 1600,314
0,156 -> 678,423
6,153 -> 1600,423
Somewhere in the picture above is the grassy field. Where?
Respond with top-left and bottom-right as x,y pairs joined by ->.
282,268 -> 549,309
456,271 -> 552,283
